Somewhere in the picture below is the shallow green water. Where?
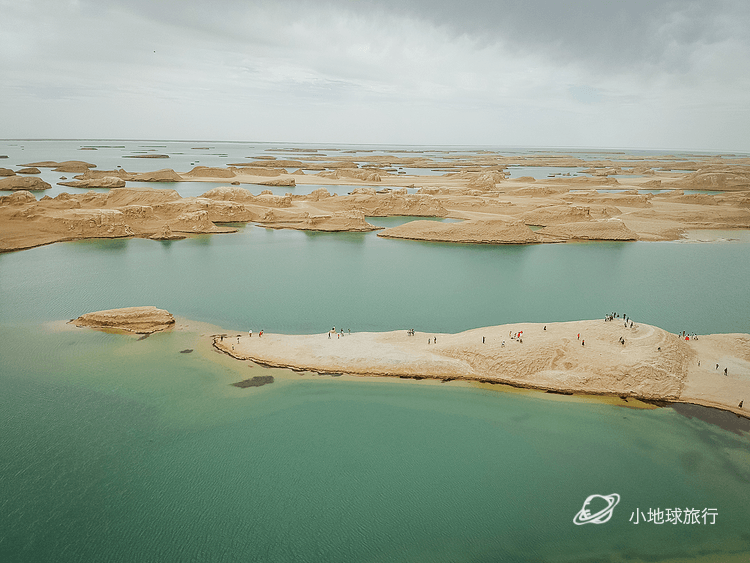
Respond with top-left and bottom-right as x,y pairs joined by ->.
1,324 -> 749,563
2,202 -> 750,561
1,226 -> 749,334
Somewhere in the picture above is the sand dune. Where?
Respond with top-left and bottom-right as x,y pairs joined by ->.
537,218 -> 639,241
377,218 -> 540,244
0,176 -> 51,191
21,160 -> 96,172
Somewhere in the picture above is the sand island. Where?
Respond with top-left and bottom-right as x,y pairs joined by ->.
71,306 -> 175,334
212,318 -> 750,418
70,306 -> 749,419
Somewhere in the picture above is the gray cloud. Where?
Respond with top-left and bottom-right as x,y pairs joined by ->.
1,0 -> 748,150
85,0 -> 749,73
372,0 -> 741,70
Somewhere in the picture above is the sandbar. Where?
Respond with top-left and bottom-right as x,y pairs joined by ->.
214,319 -> 750,417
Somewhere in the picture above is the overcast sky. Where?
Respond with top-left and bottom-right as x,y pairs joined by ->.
1,0 -> 748,151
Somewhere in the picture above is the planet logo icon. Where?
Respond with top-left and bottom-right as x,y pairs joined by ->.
573,493 -> 620,525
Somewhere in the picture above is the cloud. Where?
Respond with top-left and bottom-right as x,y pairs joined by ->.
0,0 -> 748,150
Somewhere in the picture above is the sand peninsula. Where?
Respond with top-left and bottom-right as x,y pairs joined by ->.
213,318 -> 750,418
2,149 -> 750,252
66,306 -> 750,417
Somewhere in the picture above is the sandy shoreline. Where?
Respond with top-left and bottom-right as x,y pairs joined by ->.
212,319 -> 750,418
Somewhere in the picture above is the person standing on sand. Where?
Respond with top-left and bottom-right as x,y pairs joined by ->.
249,330 -> 252,337
725,368 -> 728,376
328,332 -> 331,339
482,336 -> 485,344
577,333 -> 580,340
582,340 -> 585,346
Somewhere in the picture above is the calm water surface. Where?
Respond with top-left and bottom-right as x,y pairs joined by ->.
1,227 -> 748,334
2,141 -> 750,562
1,323 -> 749,563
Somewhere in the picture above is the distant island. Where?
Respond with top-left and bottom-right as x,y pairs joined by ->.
2,151 -> 749,252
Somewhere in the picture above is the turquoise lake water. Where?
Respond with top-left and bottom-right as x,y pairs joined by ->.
1,226 -> 750,562
2,226 -> 749,335
2,321 -> 749,563
1,141 -> 750,562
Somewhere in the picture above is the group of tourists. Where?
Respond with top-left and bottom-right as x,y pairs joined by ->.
604,312 -> 627,322
605,311 -> 636,329
404,331 -> 438,344
509,330 -> 523,343
328,327 -> 350,339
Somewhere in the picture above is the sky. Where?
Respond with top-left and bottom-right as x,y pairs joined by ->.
1,0 -> 749,151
